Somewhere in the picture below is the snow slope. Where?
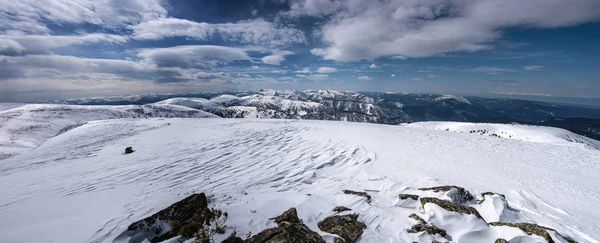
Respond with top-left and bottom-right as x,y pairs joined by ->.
1,118 -> 599,243
0,103 -> 25,112
405,121 -> 600,149
0,104 -> 217,159
157,94 -> 325,118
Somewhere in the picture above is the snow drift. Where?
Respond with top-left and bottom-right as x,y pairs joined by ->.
1,118 -> 599,243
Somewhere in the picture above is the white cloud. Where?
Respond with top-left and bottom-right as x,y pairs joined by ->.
412,77 -> 423,81
307,74 -> 329,81
137,45 -> 250,70
132,18 -> 306,46
391,74 -> 395,77
0,39 -> 26,56
295,68 -> 311,73
524,65 -> 544,71
392,55 -> 408,60
428,74 -> 441,78
307,0 -> 600,61
0,0 -> 167,33
316,67 -> 337,73
0,33 -> 127,54
357,75 -> 372,80
369,64 -> 378,69
261,50 -> 294,65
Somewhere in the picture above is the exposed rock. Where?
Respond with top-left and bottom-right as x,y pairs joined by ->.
247,208 -> 325,243
123,193 -> 208,242
125,146 -> 135,154
246,223 -> 325,243
408,213 -> 426,225
221,232 -> 244,243
420,197 -> 484,220
490,222 -> 578,243
333,206 -> 352,213
407,223 -> 447,237
418,185 -> 474,204
398,194 -> 419,200
477,192 -> 507,204
343,190 -> 372,203
494,239 -> 509,243
318,214 -> 366,243
273,208 -> 301,226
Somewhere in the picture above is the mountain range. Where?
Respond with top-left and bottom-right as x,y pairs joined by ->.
52,90 -> 600,140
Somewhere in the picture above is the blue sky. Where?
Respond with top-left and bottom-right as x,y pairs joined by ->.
1,0 -> 599,102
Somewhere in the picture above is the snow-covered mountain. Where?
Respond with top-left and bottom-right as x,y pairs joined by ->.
1,118 -> 599,243
51,90 -> 600,140
0,104 -> 216,159
405,121 -> 600,149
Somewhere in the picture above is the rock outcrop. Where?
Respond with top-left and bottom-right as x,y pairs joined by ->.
342,190 -> 372,203
418,185 -> 474,204
420,197 -> 484,220
246,208 -> 325,243
120,193 -> 208,242
318,214 -> 366,243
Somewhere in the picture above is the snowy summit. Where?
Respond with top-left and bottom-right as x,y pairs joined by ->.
0,107 -> 599,242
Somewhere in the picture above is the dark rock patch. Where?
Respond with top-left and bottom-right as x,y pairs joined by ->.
408,213 -> 426,225
398,194 -> 419,200
273,208 -> 301,226
122,193 -> 208,242
221,232 -> 244,243
418,186 -> 474,204
343,190 -> 371,203
494,239 -> 509,243
490,222 -> 577,243
318,214 -> 366,243
333,206 -> 351,213
407,223 -> 447,237
420,197 -> 484,221
477,192 -> 507,204
247,208 -> 325,243
125,146 -> 135,154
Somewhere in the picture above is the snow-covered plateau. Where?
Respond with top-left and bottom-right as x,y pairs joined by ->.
1,105 -> 600,243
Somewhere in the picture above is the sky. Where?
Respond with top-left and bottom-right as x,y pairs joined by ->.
1,0 -> 599,102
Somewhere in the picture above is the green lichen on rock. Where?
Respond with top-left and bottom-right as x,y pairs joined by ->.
247,208 -> 325,243
420,197 -> 484,220
343,190 -> 372,203
408,213 -> 426,225
398,194 -> 419,200
489,222 -> 568,243
418,185 -> 462,192
318,214 -> 366,243
407,223 -> 447,237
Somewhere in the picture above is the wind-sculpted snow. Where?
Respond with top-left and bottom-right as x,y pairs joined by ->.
0,104 -> 217,159
0,119 -> 599,242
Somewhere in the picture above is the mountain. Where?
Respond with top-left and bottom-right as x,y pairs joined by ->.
54,90 -> 600,139
0,104 -> 217,159
1,118 -> 599,242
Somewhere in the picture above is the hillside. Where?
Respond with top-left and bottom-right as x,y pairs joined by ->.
0,104 -> 217,159
1,118 -> 599,242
